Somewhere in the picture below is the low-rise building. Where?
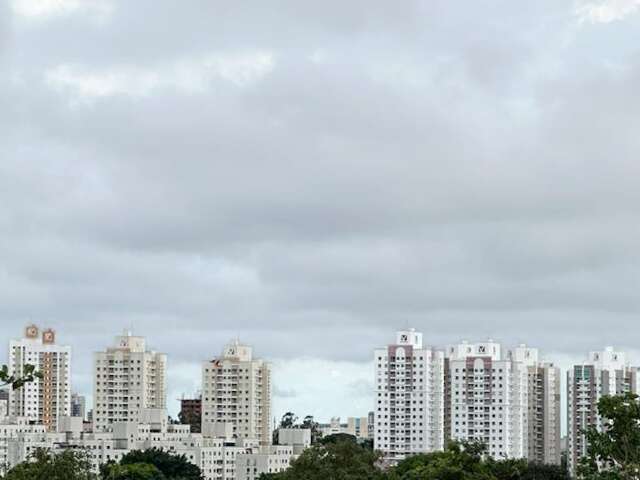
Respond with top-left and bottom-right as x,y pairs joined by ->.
1,412 -> 304,480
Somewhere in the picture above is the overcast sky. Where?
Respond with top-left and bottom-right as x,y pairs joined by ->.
3,0 -> 640,424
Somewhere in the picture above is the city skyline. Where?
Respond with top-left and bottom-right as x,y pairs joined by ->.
4,323 -> 640,433
4,0 -> 640,434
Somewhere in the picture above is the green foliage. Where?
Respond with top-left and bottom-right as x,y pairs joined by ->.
263,438 -> 386,480
0,363 -> 42,390
388,442 -> 568,480
101,463 -> 165,480
4,448 -> 96,480
117,448 -> 203,480
320,433 -> 358,445
389,442 -> 494,480
578,392 -> 640,480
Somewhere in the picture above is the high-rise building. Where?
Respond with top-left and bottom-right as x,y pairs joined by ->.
8,325 -> 71,431
71,393 -> 86,420
444,341 -> 560,462
567,347 -> 639,473
93,331 -> 167,431
373,330 -> 561,465
202,339 -> 272,445
510,345 -> 561,465
180,395 -> 202,433
374,329 -> 445,464
445,340 -> 528,459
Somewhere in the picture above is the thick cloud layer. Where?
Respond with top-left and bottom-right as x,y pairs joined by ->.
2,0 -> 640,421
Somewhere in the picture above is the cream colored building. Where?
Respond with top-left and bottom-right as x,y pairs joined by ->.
509,345 -> 561,465
374,329 -> 446,463
202,340 -> 271,445
93,331 -> 167,431
1,413 -> 302,480
8,325 -> 71,432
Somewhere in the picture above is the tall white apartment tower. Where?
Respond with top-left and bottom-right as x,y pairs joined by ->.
93,331 -> 167,432
374,329 -> 445,464
509,345 -> 561,465
445,340 -> 529,459
567,347 -> 639,474
201,339 -> 272,445
9,325 -> 71,431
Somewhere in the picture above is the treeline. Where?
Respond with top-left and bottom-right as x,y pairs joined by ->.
1,448 -> 203,480
260,438 -> 568,480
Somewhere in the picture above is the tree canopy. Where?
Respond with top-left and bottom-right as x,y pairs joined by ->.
116,448 -> 203,480
578,392 -> 640,480
3,449 -> 96,480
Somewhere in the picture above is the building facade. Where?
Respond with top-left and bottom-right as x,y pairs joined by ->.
374,329 -> 445,463
8,325 -> 71,432
180,395 -> 203,433
202,340 -> 272,445
93,331 -> 167,431
71,393 -> 86,420
567,347 -> 639,473
510,346 -> 561,465
445,340 -> 528,459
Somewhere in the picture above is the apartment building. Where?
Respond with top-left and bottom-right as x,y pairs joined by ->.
374,329 -> 445,463
374,330 -> 561,465
8,325 -> 71,431
93,331 -> 167,431
510,346 -> 561,465
202,340 -> 272,445
567,347 -> 639,473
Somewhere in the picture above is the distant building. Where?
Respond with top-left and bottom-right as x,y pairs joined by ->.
202,340 -> 272,445
93,331 -> 167,431
71,393 -> 86,420
0,390 -> 9,417
180,395 -> 202,433
9,325 -> 71,431
367,411 -> 374,440
319,416 -> 370,440
567,347 -> 640,474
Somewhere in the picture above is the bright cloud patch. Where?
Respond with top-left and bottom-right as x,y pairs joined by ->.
45,51 -> 275,100
271,358 -> 374,423
10,0 -> 112,20
576,0 -> 640,23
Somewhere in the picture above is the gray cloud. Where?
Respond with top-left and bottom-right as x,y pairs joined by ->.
2,0 -> 640,420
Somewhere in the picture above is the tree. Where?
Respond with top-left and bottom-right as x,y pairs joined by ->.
262,438 -> 386,480
389,441 -> 495,480
0,363 -> 42,390
280,412 -> 298,429
101,463 -> 165,480
4,448 -> 96,480
578,392 -> 640,480
319,433 -> 357,445
300,415 -> 322,444
486,458 -> 568,480
117,448 -> 203,480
